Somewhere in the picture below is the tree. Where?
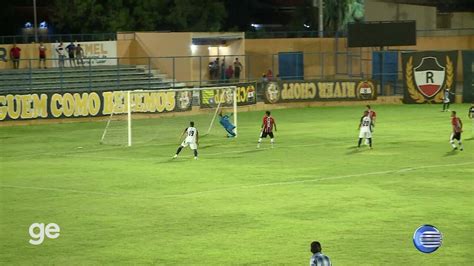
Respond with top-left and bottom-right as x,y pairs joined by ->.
166,0 -> 227,32
287,0 -> 317,32
49,0 -> 106,34
48,0 -> 226,34
324,0 -> 364,35
324,0 -> 348,34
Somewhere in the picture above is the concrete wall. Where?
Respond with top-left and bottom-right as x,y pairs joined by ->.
245,38 -> 339,80
0,43 -> 54,69
2,32 -> 473,85
245,35 -> 474,82
450,12 -> 474,29
0,40 -> 120,70
117,32 -> 245,84
132,32 -> 192,82
190,32 -> 245,84
365,0 -> 437,30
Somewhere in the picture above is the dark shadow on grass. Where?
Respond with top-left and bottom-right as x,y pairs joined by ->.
199,143 -> 221,150
443,150 -> 458,157
204,155 -> 244,160
239,148 -> 266,154
464,137 -> 474,141
386,141 -> 403,145
156,158 -> 189,164
346,146 -> 362,155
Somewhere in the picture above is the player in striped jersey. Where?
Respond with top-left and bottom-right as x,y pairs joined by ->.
358,111 -> 373,149
173,121 -> 199,160
309,241 -> 332,266
450,111 -> 463,151
257,111 -> 277,148
365,105 -> 376,145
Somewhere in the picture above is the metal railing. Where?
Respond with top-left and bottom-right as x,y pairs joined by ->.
1,27 -> 472,44
0,50 -> 457,96
245,28 -> 474,39
0,33 -> 116,44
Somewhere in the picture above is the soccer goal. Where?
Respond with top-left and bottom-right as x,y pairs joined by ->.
100,86 -> 238,146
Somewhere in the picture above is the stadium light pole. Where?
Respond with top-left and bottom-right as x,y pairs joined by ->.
33,0 -> 38,43
315,0 -> 323,38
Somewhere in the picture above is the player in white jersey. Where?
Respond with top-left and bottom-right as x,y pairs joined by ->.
358,111 -> 373,149
173,121 -> 199,160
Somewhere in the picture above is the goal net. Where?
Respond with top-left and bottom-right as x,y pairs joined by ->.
100,86 -> 238,146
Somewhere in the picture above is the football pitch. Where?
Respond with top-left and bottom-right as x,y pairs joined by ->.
0,104 -> 473,265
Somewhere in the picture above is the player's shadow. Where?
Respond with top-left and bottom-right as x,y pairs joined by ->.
157,158 -> 188,164
443,150 -> 458,157
239,148 -> 266,154
346,146 -> 363,155
464,137 -> 474,141
199,144 -> 220,150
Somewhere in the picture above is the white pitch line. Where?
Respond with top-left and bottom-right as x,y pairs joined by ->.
1,161 -> 472,200
28,142 -> 329,163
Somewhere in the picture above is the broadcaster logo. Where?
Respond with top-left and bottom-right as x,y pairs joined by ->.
29,222 -> 60,245
413,224 -> 442,253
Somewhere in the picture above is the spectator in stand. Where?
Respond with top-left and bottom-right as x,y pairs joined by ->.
10,44 -> 21,69
66,41 -> 76,67
266,69 -> 274,81
56,42 -> 66,68
220,58 -> 226,82
225,65 -> 234,83
262,74 -> 268,83
208,61 -> 214,81
233,57 -> 243,81
75,43 -> 84,67
38,42 -> 47,69
214,58 -> 220,80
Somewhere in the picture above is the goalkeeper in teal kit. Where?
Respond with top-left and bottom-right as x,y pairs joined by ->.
219,111 -> 236,137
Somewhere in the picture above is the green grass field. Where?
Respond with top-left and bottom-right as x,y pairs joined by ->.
1,104 -> 473,265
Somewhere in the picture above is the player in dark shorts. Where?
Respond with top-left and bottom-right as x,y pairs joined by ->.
257,111 -> 277,148
450,111 -> 463,151
66,42 -> 76,67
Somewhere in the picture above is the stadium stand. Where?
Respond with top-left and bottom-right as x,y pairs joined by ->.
0,65 -> 185,92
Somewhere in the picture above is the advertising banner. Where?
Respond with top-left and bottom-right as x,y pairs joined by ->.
200,82 -> 257,108
263,79 -> 376,104
402,51 -> 458,104
0,90 -> 191,121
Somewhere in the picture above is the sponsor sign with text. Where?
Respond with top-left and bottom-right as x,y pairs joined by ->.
263,79 -> 377,104
200,82 -> 257,108
0,90 -> 191,121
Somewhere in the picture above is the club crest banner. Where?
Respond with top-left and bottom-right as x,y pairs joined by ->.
402,51 -> 457,104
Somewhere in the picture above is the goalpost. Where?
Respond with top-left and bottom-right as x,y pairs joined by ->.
100,86 -> 238,147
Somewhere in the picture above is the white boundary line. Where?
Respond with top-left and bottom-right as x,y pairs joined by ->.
1,161 -> 472,200
2,141 -> 330,162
